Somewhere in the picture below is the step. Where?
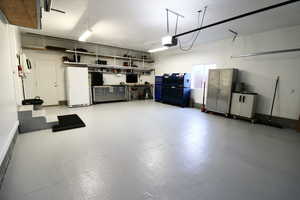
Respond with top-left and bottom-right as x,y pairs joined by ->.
45,115 -> 58,123
32,109 -> 46,118
18,105 -> 34,112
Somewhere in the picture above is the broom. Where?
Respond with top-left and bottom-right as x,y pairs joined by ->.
201,81 -> 206,112
259,76 -> 282,128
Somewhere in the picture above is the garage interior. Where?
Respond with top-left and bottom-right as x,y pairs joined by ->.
0,0 -> 300,200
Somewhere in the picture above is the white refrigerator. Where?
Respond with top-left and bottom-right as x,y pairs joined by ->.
65,67 -> 90,107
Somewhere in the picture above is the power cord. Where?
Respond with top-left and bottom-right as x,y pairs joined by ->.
179,6 -> 207,51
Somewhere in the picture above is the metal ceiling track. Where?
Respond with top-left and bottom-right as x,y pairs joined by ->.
173,0 -> 300,38
231,48 -> 300,58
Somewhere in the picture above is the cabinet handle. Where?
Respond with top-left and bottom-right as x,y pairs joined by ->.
243,96 -> 246,103
239,95 -> 242,102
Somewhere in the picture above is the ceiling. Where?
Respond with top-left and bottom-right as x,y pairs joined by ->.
20,0 -> 300,51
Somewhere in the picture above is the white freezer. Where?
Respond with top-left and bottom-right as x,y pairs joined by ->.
65,67 -> 90,107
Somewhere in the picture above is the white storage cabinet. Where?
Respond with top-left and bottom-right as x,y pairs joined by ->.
65,67 -> 90,107
230,92 -> 257,121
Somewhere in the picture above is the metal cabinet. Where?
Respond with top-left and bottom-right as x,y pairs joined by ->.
93,86 -> 127,103
206,69 -> 238,115
161,73 -> 191,107
127,85 -> 153,101
231,93 -> 257,119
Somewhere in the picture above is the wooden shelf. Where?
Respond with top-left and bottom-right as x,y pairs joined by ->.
22,46 -> 47,51
0,0 -> 41,29
63,62 -> 154,73
65,50 -> 154,63
22,47 -> 155,63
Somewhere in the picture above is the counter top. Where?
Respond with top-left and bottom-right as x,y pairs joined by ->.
93,84 -> 153,87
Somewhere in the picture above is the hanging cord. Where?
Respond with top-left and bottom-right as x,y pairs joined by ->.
179,6 -> 207,51
175,15 -> 179,35
166,9 -> 184,35
228,29 -> 238,42
184,10 -> 202,44
166,9 -> 170,34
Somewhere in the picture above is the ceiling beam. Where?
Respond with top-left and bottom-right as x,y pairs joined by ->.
174,0 -> 300,39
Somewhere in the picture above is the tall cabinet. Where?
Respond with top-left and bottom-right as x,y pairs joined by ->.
65,67 -> 90,107
161,73 -> 191,107
206,69 -> 238,115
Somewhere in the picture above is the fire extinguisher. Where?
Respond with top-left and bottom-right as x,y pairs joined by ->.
17,54 -> 26,100
17,54 -> 24,77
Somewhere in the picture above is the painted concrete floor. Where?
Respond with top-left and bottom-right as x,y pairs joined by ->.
1,101 -> 300,200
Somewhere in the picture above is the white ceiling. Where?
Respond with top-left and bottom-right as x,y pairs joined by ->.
20,0 -> 300,51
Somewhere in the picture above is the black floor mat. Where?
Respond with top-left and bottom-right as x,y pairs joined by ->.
52,114 -> 86,132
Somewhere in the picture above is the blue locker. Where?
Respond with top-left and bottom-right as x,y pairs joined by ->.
161,73 -> 191,107
155,76 -> 163,102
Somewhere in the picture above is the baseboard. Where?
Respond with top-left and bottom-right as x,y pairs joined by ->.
190,104 -> 297,130
0,121 -> 19,165
193,103 -> 202,109
0,120 -> 19,190
59,100 -> 67,106
255,114 -> 298,129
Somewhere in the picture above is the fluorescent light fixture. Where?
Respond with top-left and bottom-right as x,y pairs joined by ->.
148,47 -> 168,53
79,29 -> 92,42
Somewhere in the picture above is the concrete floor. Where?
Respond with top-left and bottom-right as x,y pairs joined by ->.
1,101 -> 300,200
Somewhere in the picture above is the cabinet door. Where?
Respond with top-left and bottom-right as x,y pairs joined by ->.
206,70 -> 219,112
230,93 -> 241,116
217,69 -> 233,114
240,95 -> 255,118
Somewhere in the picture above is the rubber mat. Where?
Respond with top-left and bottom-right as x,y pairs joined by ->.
52,114 -> 86,132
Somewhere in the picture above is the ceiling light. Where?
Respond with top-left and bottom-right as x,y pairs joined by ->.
79,29 -> 92,42
148,47 -> 169,53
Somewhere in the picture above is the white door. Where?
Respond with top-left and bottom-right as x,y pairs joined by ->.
240,95 -> 255,118
230,93 -> 241,116
206,70 -> 219,112
217,70 -> 233,114
35,60 -> 59,105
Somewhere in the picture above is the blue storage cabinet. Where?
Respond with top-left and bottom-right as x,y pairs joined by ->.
155,76 -> 163,101
161,73 -> 191,107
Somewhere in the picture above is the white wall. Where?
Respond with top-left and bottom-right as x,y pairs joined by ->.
154,25 -> 300,120
0,14 -> 20,163
8,26 -> 22,105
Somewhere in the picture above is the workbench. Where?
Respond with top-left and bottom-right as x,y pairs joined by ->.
126,84 -> 153,101
92,84 -> 153,103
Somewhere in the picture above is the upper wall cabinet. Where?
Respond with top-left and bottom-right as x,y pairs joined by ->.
0,0 -> 42,29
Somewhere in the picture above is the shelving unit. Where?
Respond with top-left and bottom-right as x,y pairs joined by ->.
64,48 -> 155,75
65,50 -> 154,63
22,45 -> 155,75
63,61 -> 154,74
